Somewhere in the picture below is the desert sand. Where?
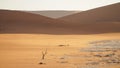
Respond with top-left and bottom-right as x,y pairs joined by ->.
0,33 -> 120,68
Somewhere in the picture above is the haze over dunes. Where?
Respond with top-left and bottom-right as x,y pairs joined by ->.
27,11 -> 80,18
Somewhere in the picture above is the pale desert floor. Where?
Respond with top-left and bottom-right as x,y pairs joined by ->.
0,33 -> 120,68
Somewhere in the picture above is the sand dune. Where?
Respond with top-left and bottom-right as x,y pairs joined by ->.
59,3 -> 120,23
0,10 -> 74,34
0,3 -> 120,34
70,22 -> 120,34
58,3 -> 120,34
26,11 -> 80,18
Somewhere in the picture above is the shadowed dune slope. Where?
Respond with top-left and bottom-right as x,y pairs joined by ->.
26,11 -> 80,18
59,3 -> 120,23
58,3 -> 120,34
0,10 -> 75,34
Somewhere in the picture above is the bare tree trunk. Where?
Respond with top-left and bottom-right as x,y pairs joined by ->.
41,49 -> 47,60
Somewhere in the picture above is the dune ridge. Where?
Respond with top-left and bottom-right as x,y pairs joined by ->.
59,3 -> 120,23
0,3 -> 120,34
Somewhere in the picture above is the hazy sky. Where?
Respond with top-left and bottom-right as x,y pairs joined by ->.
0,0 -> 120,11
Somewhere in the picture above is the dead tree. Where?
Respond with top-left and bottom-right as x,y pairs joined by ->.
41,49 -> 47,60
39,49 -> 48,64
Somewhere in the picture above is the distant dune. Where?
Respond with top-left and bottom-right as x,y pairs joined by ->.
26,11 -> 80,18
